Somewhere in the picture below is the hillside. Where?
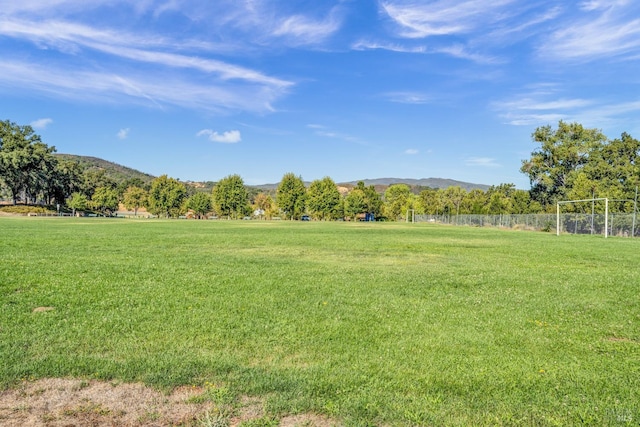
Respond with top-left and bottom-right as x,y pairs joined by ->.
255,177 -> 489,192
55,154 -> 490,193
55,154 -> 156,185
341,178 -> 490,192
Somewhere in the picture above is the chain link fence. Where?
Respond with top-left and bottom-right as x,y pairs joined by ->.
414,213 -> 639,237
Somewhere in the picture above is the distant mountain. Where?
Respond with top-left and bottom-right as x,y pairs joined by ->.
341,178 -> 490,192
55,154 -> 490,193
55,154 -> 155,185
254,178 -> 489,192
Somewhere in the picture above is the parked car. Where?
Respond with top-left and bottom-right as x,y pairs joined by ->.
301,215 -> 310,221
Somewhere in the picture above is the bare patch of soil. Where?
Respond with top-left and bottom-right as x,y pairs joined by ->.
0,379 -> 342,426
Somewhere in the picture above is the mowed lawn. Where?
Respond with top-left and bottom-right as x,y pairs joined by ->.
1,217 -> 638,425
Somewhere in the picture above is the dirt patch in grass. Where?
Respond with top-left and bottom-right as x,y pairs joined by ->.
0,378 -> 341,426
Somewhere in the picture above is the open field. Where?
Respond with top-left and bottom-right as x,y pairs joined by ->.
1,218 -> 639,426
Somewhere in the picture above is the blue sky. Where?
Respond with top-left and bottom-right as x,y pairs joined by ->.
1,1 -> 639,188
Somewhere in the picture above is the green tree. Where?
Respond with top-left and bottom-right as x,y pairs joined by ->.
67,192 -> 88,216
383,184 -> 411,220
0,120 -> 57,204
48,159 -> 84,205
442,186 -> 467,216
187,191 -> 212,219
344,187 -> 367,219
252,192 -> 274,219
420,188 -> 445,215
147,175 -> 186,218
584,132 -> 640,212
81,169 -> 117,198
511,189 -> 538,214
212,174 -> 249,219
276,173 -> 307,220
307,176 -> 343,220
91,186 -> 120,216
123,186 -> 148,216
485,184 -> 515,215
462,189 -> 487,214
521,121 -> 606,209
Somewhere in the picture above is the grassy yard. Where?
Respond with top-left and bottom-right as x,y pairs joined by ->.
1,217 -> 639,425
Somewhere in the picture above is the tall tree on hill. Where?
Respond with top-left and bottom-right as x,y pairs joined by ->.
212,174 -> 249,219
277,173 -> 306,220
147,175 -> 186,218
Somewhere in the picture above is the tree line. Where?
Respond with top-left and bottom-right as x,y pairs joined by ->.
2,119 -> 639,219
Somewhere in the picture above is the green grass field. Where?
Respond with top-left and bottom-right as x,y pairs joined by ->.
1,218 -> 639,425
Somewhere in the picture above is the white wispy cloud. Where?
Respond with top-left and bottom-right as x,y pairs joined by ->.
380,0 -> 515,38
271,12 -> 341,46
0,59 -> 284,113
384,91 -> 431,104
351,40 -> 426,53
117,128 -> 130,139
30,118 -> 53,129
539,1 -> 640,61
307,124 -> 361,144
0,19 -> 291,88
493,87 -> 640,127
0,3 -> 297,113
465,157 -> 501,167
197,129 -> 242,144
405,149 -> 419,155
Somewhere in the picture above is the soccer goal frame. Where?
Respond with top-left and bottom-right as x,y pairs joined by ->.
556,198 -> 608,238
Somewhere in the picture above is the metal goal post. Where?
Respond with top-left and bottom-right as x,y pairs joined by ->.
557,198 -> 608,238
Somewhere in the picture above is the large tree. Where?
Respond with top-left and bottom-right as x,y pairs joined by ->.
276,173 -> 307,220
521,121 -> 607,209
383,184 -> 411,220
122,186 -> 148,216
67,192 -> 88,216
91,186 -> 120,216
0,120 -> 57,204
49,159 -> 84,205
147,175 -> 186,218
186,191 -> 212,219
307,176 -> 343,220
212,174 -> 249,219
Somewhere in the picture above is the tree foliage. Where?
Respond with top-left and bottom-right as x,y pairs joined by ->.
91,186 -> 120,216
0,120 -> 57,204
521,121 -> 607,208
307,176 -> 343,220
123,186 -> 148,216
521,121 -> 640,212
276,173 -> 307,220
187,191 -> 212,219
212,174 -> 249,219
147,175 -> 186,218
67,192 -> 88,216
383,184 -> 411,220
